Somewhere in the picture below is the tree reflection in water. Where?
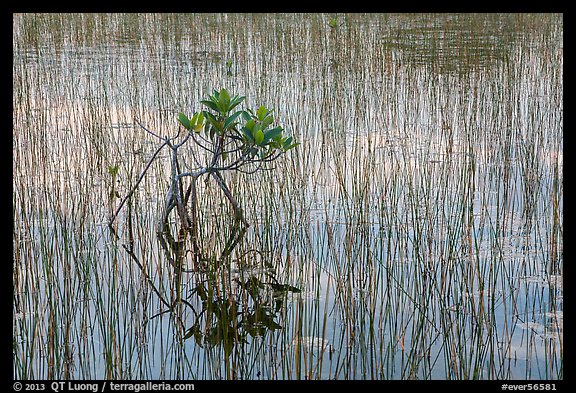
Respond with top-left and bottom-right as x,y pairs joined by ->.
183,266 -> 301,357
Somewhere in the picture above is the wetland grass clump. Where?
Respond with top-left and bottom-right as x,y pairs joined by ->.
13,13 -> 562,380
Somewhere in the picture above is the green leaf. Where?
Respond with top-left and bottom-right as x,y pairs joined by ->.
107,165 -> 119,177
218,89 -> 231,111
201,99 -> 220,113
262,116 -> 274,130
285,142 -> 299,151
242,126 -> 254,142
256,105 -> 268,121
254,129 -> 264,145
203,111 -> 222,132
194,112 -> 205,132
245,118 -> 256,131
282,284 -> 302,293
229,95 -> 246,112
178,113 -> 190,129
263,127 -> 283,144
224,110 -> 244,130
240,110 -> 252,122
281,136 -> 299,151
184,326 -> 196,340
270,283 -> 301,294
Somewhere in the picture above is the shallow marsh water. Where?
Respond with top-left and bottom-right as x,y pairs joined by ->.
13,13 -> 562,380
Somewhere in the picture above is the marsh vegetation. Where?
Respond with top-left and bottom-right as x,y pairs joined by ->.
13,13 -> 562,380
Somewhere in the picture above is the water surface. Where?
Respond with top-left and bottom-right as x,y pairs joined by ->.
13,13 -> 563,380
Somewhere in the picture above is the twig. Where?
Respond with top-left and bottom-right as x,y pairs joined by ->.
108,140 -> 168,228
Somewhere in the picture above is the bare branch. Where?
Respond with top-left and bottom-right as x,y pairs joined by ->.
135,119 -> 166,141
189,131 -> 217,154
108,140 -> 168,228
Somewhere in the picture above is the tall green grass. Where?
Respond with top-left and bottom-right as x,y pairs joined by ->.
13,13 -> 562,380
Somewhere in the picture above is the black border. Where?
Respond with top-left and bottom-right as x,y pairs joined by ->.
10,8 -> 568,391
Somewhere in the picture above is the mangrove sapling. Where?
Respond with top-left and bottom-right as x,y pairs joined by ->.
109,88 -> 298,272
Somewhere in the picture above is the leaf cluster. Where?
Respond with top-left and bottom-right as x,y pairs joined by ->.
183,275 -> 299,357
177,88 -> 298,165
